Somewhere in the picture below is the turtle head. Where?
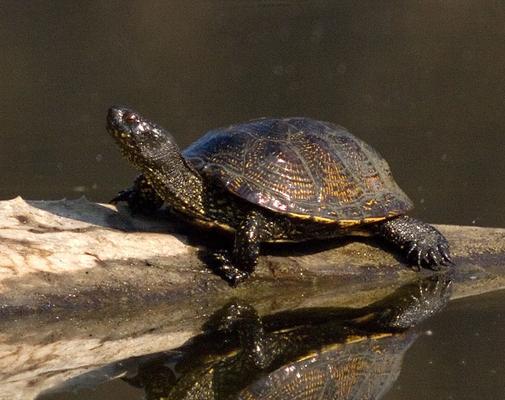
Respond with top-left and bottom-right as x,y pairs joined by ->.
107,106 -> 179,170
107,106 -> 205,215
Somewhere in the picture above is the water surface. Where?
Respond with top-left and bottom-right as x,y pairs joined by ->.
1,1 -> 504,229
38,288 -> 505,400
0,1 -> 503,399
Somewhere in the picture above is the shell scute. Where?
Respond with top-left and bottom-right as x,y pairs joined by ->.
183,118 -> 413,221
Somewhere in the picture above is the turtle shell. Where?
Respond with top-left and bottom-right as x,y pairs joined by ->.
239,332 -> 416,400
182,118 -> 413,223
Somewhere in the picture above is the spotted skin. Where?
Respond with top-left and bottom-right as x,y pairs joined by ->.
110,175 -> 163,215
107,107 -> 453,285
208,210 -> 265,286
377,215 -> 452,268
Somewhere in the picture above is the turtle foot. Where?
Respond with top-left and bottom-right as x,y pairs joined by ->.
208,250 -> 250,287
405,236 -> 453,270
110,175 -> 164,215
378,215 -> 454,270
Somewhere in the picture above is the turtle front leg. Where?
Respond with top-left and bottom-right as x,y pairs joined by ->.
376,215 -> 453,269
110,174 -> 164,215
210,210 -> 263,286
203,300 -> 272,368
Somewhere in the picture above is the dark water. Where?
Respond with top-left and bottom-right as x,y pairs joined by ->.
1,1 -> 504,228
1,1 -> 504,399
386,289 -> 505,400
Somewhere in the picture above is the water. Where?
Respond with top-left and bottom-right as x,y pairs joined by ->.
37,282 -> 505,400
385,289 -> 505,400
1,1 -> 504,399
1,1 -> 504,228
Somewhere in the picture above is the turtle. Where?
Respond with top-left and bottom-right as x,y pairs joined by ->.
107,106 -> 452,285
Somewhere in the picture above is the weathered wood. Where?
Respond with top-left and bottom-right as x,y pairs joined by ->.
0,197 -> 504,400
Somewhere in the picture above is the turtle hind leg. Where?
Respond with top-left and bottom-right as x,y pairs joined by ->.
376,215 -> 453,269
110,174 -> 164,215
208,210 -> 263,286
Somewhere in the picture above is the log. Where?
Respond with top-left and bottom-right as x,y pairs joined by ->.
0,197 -> 504,313
0,197 -> 504,400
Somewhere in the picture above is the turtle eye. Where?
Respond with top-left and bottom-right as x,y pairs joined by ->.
123,112 -> 138,124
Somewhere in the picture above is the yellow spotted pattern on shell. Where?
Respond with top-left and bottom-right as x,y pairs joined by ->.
183,118 -> 413,223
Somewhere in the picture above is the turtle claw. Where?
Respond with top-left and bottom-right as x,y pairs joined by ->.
426,249 -> 442,270
110,175 -> 164,215
379,216 -> 454,271
416,249 -> 423,268
110,189 -> 131,205
109,188 -> 145,215
410,263 -> 421,272
405,239 -> 452,271
438,244 -> 453,266
428,249 -> 439,264
406,243 -> 417,259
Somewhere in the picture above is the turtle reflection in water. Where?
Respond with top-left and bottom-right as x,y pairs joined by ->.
119,274 -> 451,399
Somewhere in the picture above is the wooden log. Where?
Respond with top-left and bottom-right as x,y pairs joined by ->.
0,197 -> 504,400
